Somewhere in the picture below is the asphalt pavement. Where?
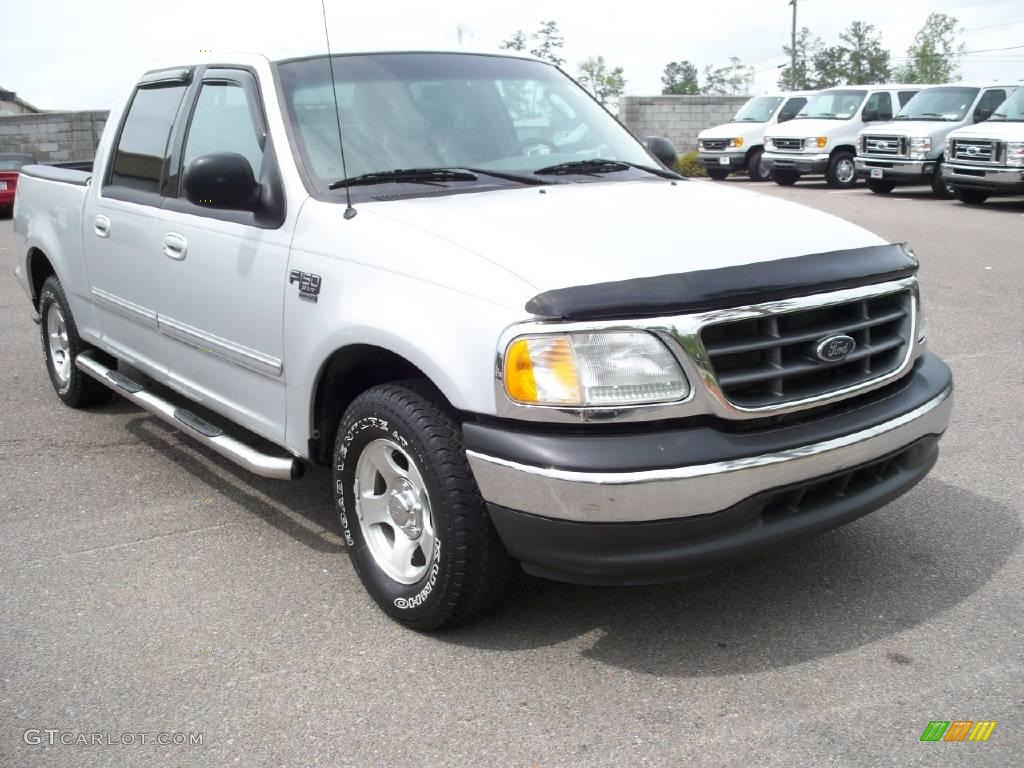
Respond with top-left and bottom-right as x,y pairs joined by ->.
1,180 -> 1022,767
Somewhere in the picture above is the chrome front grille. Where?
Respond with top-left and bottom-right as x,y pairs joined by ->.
701,139 -> 729,151
700,290 -> 913,408
951,138 -> 1001,164
862,135 -> 907,157
772,137 -> 803,152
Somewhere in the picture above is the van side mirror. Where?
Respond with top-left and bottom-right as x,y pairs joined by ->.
862,109 -> 879,122
183,153 -> 260,211
974,106 -> 994,123
645,136 -> 678,169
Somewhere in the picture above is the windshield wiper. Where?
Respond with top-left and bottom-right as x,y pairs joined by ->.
533,158 -> 677,179
329,168 -> 479,189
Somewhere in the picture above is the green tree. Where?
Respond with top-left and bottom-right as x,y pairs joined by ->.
500,30 -> 526,52
702,57 -> 753,96
778,27 -> 822,90
896,12 -> 965,83
661,60 -> 700,95
840,21 -> 891,84
577,56 -> 626,110
530,20 -> 565,67
812,45 -> 848,88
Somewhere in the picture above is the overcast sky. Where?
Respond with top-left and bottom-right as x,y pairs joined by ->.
3,0 -> 1023,110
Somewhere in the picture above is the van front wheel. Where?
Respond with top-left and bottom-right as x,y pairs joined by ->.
825,151 -> 857,188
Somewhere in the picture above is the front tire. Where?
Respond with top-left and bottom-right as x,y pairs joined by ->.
706,168 -> 730,181
747,148 -> 771,181
771,169 -> 800,186
930,161 -> 955,199
333,382 -> 512,630
953,188 -> 990,205
825,151 -> 857,188
38,276 -> 113,408
866,178 -> 896,194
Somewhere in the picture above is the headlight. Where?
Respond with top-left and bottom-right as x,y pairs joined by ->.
764,137 -> 774,149
909,137 -> 932,160
729,137 -> 744,148
503,331 -> 689,407
805,136 -> 827,149
1006,141 -> 1024,167
944,137 -> 953,158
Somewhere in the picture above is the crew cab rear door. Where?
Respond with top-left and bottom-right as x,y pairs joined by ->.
154,67 -> 291,442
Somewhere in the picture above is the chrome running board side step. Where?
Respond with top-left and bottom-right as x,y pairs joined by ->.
76,353 -> 304,480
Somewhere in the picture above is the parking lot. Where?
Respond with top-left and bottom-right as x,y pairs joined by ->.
1,181 -> 1021,767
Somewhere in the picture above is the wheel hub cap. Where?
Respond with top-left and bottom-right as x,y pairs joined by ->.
46,303 -> 71,385
387,480 -> 424,539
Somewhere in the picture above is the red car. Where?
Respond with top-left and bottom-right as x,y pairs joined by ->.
0,153 -> 35,216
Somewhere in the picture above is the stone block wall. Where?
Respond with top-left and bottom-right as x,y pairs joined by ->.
619,95 -> 750,153
0,111 -> 109,162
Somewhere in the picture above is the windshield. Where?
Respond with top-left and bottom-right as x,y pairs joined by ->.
276,53 -> 657,195
895,87 -> 979,121
796,90 -> 866,120
990,88 -> 1024,121
730,96 -> 784,123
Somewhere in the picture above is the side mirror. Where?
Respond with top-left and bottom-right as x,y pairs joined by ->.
861,109 -> 879,122
974,107 -> 994,123
183,153 -> 260,211
645,136 -> 678,169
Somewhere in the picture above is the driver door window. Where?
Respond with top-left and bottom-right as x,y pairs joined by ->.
182,82 -> 264,179
864,92 -> 893,121
777,97 -> 806,123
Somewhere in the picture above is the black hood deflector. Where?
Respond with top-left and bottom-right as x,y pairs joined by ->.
524,243 -> 918,321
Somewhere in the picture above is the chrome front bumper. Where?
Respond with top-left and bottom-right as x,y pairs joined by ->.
468,384 -> 951,524
855,158 -> 934,178
762,152 -> 830,174
942,163 -> 1024,191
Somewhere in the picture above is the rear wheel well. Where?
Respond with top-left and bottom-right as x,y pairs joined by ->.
28,248 -> 56,308
310,345 -> 447,465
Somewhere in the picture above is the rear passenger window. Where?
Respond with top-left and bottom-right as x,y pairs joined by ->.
182,83 -> 264,178
108,84 -> 187,193
778,97 -> 806,123
864,92 -> 893,121
897,91 -> 917,108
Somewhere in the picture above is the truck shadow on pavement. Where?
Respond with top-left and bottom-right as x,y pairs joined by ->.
117,411 -> 1018,679
443,479 -> 1019,678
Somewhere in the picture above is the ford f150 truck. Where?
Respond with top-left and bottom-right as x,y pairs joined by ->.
697,91 -> 814,181
855,83 -> 1018,197
764,84 -> 925,188
13,51 -> 952,630
942,86 -> 1024,205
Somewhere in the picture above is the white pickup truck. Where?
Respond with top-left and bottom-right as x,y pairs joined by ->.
13,51 -> 952,629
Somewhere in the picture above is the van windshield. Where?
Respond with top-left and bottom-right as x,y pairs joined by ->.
989,88 -> 1024,121
276,53 -> 660,195
730,96 -> 784,123
895,87 -> 979,121
796,90 -> 866,120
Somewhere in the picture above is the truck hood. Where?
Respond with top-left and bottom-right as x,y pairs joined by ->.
698,122 -> 769,142
949,120 -> 1024,140
363,179 -> 885,297
768,118 -> 857,139
859,120 -> 962,140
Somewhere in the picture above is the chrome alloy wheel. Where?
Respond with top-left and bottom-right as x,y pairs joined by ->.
836,157 -> 856,184
354,438 -> 435,584
46,303 -> 71,385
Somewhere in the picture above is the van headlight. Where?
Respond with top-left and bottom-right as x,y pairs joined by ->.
944,137 -> 954,157
806,136 -> 827,150
1006,142 -> 1024,167
503,331 -> 689,407
728,137 -> 744,148
909,137 -> 932,160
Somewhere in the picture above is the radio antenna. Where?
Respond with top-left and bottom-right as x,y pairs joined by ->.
320,0 -> 357,219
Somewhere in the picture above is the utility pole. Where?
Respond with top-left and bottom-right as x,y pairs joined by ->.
789,0 -> 798,89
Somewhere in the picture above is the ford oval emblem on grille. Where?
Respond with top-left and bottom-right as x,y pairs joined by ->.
816,334 -> 856,362
967,145 -> 980,156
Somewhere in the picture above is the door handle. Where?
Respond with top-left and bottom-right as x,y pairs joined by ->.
163,233 -> 188,261
94,215 -> 111,238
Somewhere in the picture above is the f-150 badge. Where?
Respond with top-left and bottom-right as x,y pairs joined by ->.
289,270 -> 322,303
